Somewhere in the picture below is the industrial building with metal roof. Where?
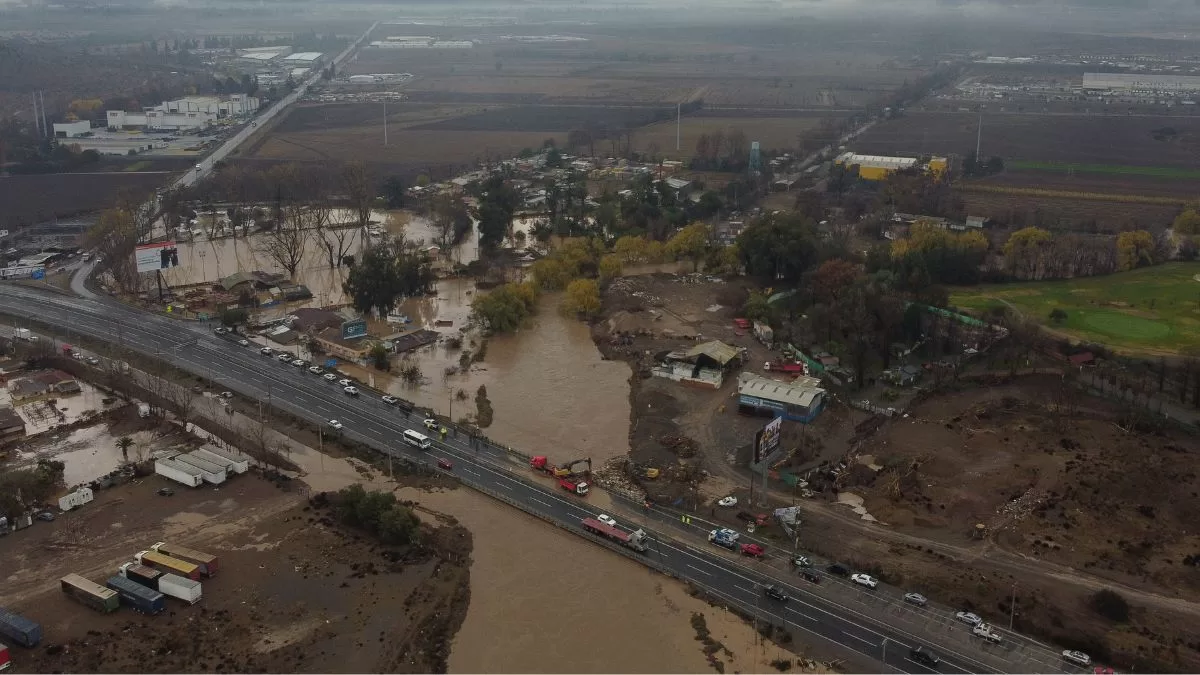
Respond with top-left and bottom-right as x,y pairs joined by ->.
1082,72 -> 1200,93
737,372 -> 826,423
282,52 -> 324,62
834,152 -> 919,180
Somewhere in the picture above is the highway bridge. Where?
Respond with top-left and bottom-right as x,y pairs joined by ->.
0,283 -> 1086,674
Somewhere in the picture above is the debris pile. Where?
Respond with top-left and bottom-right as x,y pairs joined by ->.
658,434 -> 698,458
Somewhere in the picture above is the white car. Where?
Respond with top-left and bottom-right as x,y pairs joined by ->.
328,419 -> 344,430
717,496 -> 738,507
423,418 -> 438,430
308,366 -> 323,375
382,395 -> 398,404
850,573 -> 878,589
219,391 -> 234,399
972,623 -> 1002,644
343,386 -> 359,396
903,592 -> 928,607
955,611 -> 982,626
291,359 -> 306,367
323,373 -> 338,382
1062,650 -> 1091,667
337,378 -> 353,387
260,347 -> 273,356
238,339 -> 250,347
597,514 -> 617,527
276,353 -> 292,362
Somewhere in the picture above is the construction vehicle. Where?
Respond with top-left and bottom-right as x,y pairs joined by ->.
530,456 -> 591,479
558,477 -> 589,496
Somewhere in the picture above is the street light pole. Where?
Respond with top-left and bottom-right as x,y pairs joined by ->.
1009,583 -> 1017,630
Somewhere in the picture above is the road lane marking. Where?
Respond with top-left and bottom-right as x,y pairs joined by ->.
787,606 -> 817,622
686,564 -> 712,577
843,632 -> 878,648
530,498 -> 552,508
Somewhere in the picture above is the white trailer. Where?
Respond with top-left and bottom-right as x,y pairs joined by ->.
199,445 -> 251,474
190,448 -> 247,475
154,458 -> 203,487
157,573 -> 202,605
57,487 -> 95,511
171,454 -> 226,485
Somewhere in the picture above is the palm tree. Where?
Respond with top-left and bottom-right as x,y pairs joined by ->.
117,436 -> 134,462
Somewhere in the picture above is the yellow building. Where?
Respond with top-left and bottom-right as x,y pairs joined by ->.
928,156 -> 948,179
834,152 -> 918,181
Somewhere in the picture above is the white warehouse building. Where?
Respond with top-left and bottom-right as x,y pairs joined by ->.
1082,72 -> 1200,93
107,94 -> 260,131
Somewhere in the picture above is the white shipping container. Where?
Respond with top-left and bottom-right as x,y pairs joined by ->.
190,448 -> 247,475
171,454 -> 226,485
157,573 -> 202,605
200,445 -> 251,474
57,487 -> 95,511
155,459 -> 203,487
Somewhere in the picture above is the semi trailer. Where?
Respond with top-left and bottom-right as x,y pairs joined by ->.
154,458 -> 203,487
60,574 -> 120,613
119,563 -> 202,604
135,550 -> 201,581
0,608 -> 41,648
151,541 -> 218,577
581,518 -> 648,553
105,575 -> 165,615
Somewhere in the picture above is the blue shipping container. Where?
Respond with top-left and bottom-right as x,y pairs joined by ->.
105,576 -> 165,615
0,607 -> 43,647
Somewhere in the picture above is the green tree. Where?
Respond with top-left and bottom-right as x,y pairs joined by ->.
343,239 -> 434,317
381,176 -> 407,208
220,307 -> 249,330
472,282 -> 540,333
1003,227 -> 1052,279
1116,230 -> 1155,271
369,343 -> 391,371
477,174 -> 520,251
599,254 -> 623,283
666,223 -> 711,271
475,384 -> 494,427
530,257 -> 571,290
1049,308 -> 1068,325
116,436 -> 134,462
1173,208 -> 1200,236
613,235 -> 647,263
737,213 -> 820,283
562,278 -> 601,318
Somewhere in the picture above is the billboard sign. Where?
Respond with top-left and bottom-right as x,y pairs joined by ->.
0,265 -> 45,280
134,241 -> 180,274
753,415 -> 783,467
341,318 -> 368,340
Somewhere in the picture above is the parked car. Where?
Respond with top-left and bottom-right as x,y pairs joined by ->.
827,562 -> 851,577
238,339 -> 250,346
323,373 -> 338,382
382,395 -> 399,404
214,327 -> 230,334
308,366 -> 323,375
851,573 -> 878,589
597,514 -> 617,527
338,378 -> 353,387
801,570 -> 822,584
791,555 -> 811,568
909,646 -> 940,668
972,623 -> 1002,644
343,386 -> 360,396
36,511 -> 55,522
260,347 -> 273,356
955,611 -> 983,626
437,458 -> 453,471
291,359 -> 306,367
764,584 -> 788,602
740,543 -> 765,557
904,592 -> 928,607
276,353 -> 292,362
86,357 -> 100,365
156,487 -> 175,497
423,418 -> 438,430
328,419 -> 344,430
1063,651 -> 1092,667
717,495 -> 738,507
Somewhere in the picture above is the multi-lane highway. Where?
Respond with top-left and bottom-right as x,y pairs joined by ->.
0,284 -> 1082,674
175,21 -> 378,190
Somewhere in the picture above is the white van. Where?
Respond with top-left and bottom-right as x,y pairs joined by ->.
403,430 -> 431,450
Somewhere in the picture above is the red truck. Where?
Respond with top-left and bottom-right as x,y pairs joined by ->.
764,360 -> 806,374
558,477 -> 589,496
581,517 -> 647,552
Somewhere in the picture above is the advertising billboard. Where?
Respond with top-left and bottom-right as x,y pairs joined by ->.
134,242 -> 180,274
341,318 -> 368,340
753,415 -> 783,466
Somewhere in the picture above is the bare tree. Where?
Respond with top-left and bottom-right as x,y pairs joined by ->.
342,161 -> 376,229
85,208 -> 139,294
257,214 -> 309,278
317,208 -> 360,268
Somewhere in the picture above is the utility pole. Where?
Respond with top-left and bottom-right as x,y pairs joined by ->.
40,91 -> 48,138
976,113 -> 983,159
32,93 -> 41,137
383,100 -> 388,146
1009,583 -> 1017,630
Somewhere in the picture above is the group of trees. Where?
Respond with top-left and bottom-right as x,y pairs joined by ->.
889,220 -> 989,286
471,281 -> 540,333
1000,226 -> 1167,281
690,128 -> 751,172
342,236 -> 435,318
331,484 -> 421,545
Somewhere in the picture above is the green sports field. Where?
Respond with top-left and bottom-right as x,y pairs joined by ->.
949,262 -> 1200,354
1006,160 -> 1200,180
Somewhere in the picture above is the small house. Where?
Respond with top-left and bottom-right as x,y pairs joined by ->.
0,406 -> 26,442
653,340 -> 742,389
737,373 -> 825,423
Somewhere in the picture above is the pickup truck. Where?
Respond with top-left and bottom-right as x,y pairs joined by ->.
972,623 -> 1002,644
